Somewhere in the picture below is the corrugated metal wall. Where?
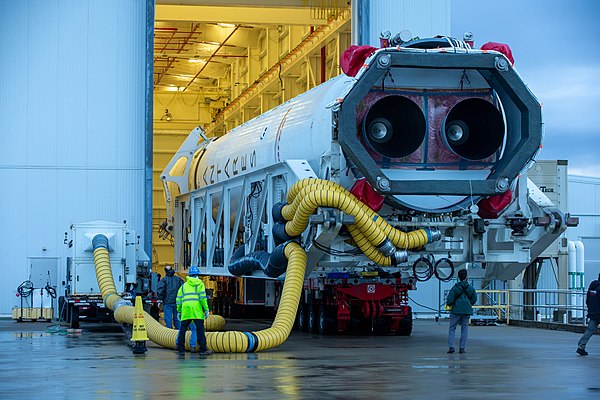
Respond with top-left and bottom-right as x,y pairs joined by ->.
566,175 -> 600,285
353,0 -> 451,46
0,0 -> 151,315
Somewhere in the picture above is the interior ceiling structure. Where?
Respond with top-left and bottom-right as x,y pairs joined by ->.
154,0 -> 351,136
154,0 -> 348,91
154,21 -> 252,92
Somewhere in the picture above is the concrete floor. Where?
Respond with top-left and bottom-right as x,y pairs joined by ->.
0,319 -> 598,400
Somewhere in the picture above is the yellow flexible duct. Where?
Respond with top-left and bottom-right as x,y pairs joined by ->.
92,238 -> 306,353
282,181 -> 343,220
283,179 -> 431,251
347,225 -> 393,266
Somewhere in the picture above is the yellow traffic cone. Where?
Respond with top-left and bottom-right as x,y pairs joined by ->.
132,296 -> 148,353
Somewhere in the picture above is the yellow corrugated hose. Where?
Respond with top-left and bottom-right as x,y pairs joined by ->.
92,240 -> 306,353
92,178 -> 432,352
283,181 -> 430,251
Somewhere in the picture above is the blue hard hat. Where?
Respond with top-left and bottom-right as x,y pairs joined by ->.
188,266 -> 200,276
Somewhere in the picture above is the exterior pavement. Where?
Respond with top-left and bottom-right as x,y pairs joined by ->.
0,318 -> 598,399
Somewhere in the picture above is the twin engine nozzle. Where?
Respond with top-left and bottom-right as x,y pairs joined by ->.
363,95 -> 505,161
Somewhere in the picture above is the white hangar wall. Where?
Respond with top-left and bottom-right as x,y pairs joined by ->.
0,0 -> 153,315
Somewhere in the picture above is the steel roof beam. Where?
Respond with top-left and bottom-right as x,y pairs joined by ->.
156,5 -> 329,25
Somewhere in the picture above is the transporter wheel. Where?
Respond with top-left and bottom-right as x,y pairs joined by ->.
298,304 -> 309,332
70,305 -> 80,329
214,297 -> 222,316
318,306 -> 337,335
396,311 -> 413,336
373,317 -> 392,335
308,305 -> 319,334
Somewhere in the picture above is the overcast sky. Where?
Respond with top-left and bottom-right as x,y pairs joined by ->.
452,0 -> 600,177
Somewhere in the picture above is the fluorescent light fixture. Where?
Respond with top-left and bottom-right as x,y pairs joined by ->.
217,23 -> 236,28
188,58 -> 206,63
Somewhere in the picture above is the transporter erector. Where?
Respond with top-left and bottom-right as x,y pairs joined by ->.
161,37 -> 575,335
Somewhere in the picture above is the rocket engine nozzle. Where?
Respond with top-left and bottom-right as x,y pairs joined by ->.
363,95 -> 426,159
442,98 -> 505,161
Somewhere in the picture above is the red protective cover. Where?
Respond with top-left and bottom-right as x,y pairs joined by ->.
350,178 -> 385,212
480,42 -> 514,65
478,190 -> 513,219
340,45 -> 379,77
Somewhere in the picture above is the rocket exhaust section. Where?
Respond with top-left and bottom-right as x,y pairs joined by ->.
162,37 -> 571,284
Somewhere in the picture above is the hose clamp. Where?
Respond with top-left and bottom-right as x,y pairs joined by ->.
391,250 -> 408,264
376,238 -> 395,257
427,228 -> 442,242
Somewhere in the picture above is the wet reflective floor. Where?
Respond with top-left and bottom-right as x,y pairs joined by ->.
0,318 -> 598,399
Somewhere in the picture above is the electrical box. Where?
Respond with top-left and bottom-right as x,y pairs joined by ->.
527,160 -> 569,258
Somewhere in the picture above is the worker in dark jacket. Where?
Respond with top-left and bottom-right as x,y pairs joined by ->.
446,269 -> 478,354
577,273 -> 600,356
157,265 -> 184,329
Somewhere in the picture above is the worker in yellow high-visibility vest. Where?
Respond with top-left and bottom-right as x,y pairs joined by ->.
176,265 -> 213,356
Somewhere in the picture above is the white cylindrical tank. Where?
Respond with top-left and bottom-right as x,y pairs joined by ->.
575,241 -> 585,318
568,240 -> 577,320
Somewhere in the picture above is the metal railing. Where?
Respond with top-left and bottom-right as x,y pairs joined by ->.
502,288 -> 588,325
434,288 -> 589,327
473,289 -> 511,324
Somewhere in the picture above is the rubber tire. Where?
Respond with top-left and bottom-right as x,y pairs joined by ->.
318,306 -> 336,335
396,311 -> 413,336
298,304 -> 309,332
70,305 -> 80,329
308,305 -> 319,334
373,317 -> 392,335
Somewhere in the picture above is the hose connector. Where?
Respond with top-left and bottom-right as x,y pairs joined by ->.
273,222 -> 296,245
272,202 -> 288,223
425,228 -> 442,243
391,250 -> 408,265
376,238 -> 396,257
92,234 -> 109,250
113,299 -> 131,311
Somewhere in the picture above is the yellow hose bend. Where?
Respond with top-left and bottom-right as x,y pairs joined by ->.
282,181 -> 347,220
92,238 -> 306,353
284,179 -> 431,252
347,225 -> 393,266
285,189 -> 389,245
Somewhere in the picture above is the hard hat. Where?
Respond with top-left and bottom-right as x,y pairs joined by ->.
188,266 -> 200,276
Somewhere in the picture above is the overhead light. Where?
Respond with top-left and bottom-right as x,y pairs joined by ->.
205,41 -> 221,46
217,23 -> 236,28
161,109 -> 173,122
163,85 -> 184,92
189,58 -> 206,63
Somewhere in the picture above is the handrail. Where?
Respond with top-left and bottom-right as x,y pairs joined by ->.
474,289 -> 511,325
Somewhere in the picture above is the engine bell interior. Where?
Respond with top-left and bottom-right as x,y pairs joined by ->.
363,95 -> 426,158
441,98 -> 505,161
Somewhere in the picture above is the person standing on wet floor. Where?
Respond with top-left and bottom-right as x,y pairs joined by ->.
576,273 -> 600,356
157,265 -> 183,329
446,269 -> 478,354
176,266 -> 213,356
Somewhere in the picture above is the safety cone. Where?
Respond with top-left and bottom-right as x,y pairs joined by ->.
131,296 -> 148,354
